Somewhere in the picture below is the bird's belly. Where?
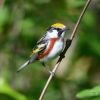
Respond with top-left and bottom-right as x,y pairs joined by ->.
41,39 -> 64,62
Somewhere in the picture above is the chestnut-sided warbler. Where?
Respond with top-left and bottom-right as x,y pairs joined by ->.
17,23 -> 67,72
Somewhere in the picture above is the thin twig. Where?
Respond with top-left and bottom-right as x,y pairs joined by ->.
70,0 -> 92,40
39,0 -> 92,100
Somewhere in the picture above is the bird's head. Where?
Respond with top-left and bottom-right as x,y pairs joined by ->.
47,23 -> 68,39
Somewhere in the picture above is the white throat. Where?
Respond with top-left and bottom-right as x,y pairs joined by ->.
47,30 -> 58,38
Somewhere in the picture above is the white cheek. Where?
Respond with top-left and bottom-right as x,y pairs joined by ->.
47,30 -> 58,38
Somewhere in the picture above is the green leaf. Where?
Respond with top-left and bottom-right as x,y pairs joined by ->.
0,78 -> 27,100
76,86 -> 100,99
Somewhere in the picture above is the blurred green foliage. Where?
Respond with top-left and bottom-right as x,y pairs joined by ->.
0,0 -> 100,100
0,78 -> 27,100
76,86 -> 100,99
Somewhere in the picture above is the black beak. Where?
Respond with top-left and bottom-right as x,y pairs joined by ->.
58,27 -> 70,37
64,27 -> 70,31
58,29 -> 65,37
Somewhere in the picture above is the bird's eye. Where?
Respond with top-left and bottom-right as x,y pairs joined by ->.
56,28 -> 62,32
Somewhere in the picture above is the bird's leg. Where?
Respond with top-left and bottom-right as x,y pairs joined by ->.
41,62 -> 52,74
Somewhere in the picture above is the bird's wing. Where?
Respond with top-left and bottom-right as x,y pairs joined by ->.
30,34 -> 48,57
17,33 -> 49,72
17,37 -> 48,72
37,33 -> 47,44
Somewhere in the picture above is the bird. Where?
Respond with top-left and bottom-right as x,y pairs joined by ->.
17,23 -> 68,72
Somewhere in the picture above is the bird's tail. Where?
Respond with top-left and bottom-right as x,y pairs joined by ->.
17,54 -> 38,72
17,60 -> 30,72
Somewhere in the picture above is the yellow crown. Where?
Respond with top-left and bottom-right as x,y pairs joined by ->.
51,23 -> 65,29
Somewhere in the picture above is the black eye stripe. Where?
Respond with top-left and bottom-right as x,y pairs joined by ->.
56,28 -> 62,31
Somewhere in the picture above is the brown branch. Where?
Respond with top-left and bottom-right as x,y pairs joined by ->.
39,0 -> 92,100
70,0 -> 92,40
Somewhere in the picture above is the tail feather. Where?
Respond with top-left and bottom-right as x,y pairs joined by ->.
17,60 -> 29,72
17,54 -> 38,72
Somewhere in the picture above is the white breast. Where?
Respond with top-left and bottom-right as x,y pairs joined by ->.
41,39 -> 64,62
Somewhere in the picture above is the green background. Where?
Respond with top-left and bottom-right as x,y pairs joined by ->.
0,0 -> 100,100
